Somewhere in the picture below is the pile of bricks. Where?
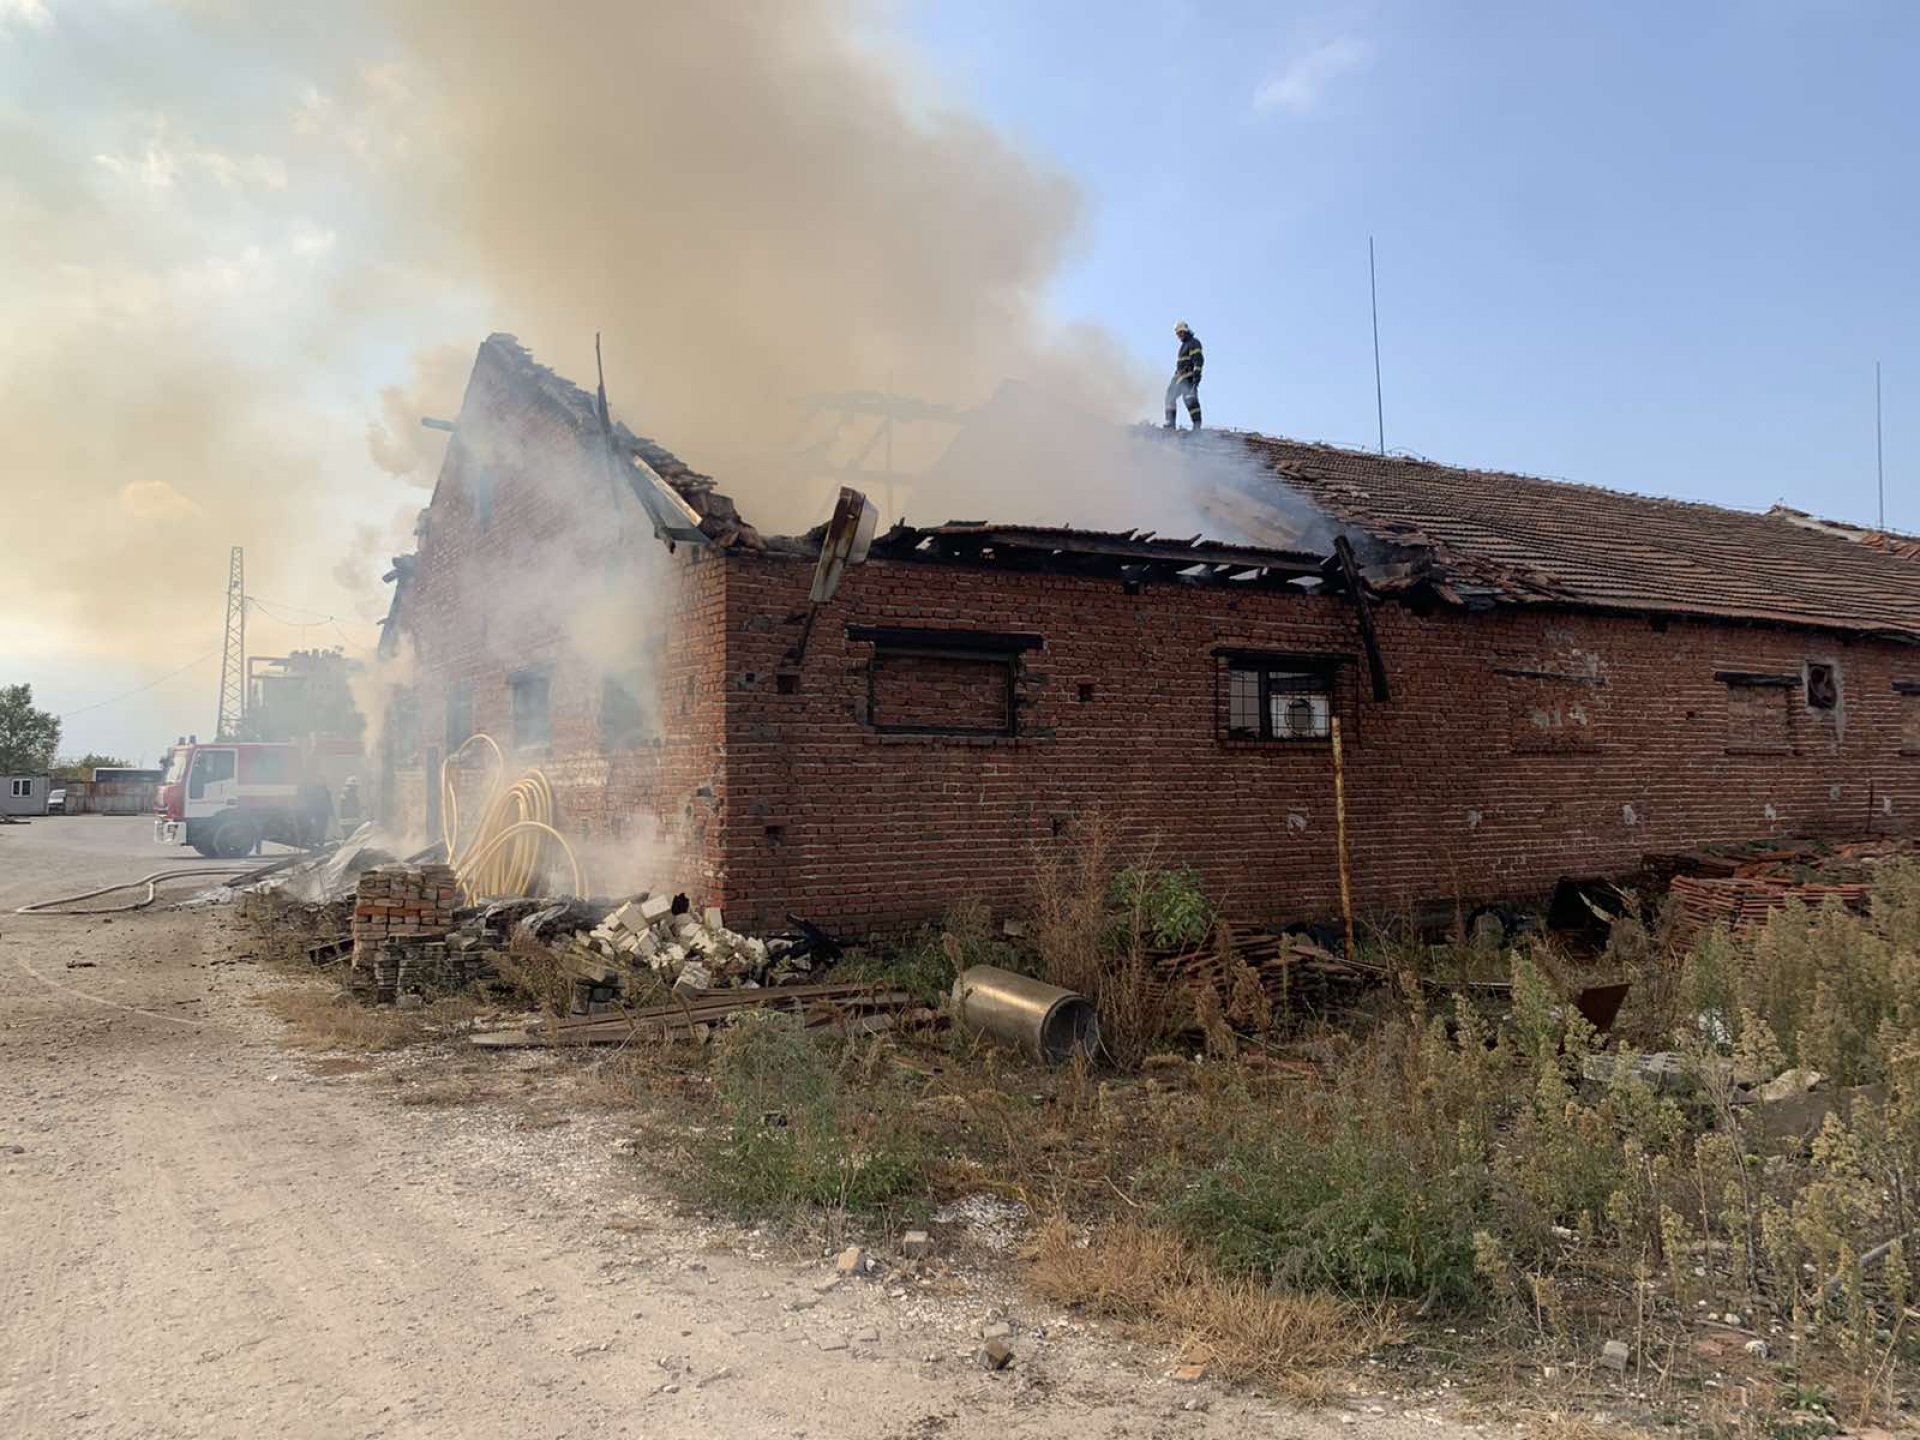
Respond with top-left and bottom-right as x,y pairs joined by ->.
1670,875 -> 1874,941
353,937 -> 494,1003
352,864 -> 458,948
351,864 -> 459,1001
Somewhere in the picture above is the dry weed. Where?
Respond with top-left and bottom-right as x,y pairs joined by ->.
257,983 -> 480,1051
1026,1215 -> 1392,1395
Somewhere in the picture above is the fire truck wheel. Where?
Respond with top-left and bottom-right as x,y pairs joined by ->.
210,815 -> 259,860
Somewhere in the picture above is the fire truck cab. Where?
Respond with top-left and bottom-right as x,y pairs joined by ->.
156,737 -> 361,859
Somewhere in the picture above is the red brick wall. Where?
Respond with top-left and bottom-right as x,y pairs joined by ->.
719,550 -> 1920,935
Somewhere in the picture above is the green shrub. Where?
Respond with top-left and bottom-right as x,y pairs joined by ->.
1109,864 -> 1215,950
1163,1123 -> 1480,1303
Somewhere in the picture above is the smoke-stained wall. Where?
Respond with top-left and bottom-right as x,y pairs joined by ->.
379,336 -> 726,898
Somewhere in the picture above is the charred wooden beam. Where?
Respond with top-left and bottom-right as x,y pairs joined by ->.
1334,535 -> 1391,703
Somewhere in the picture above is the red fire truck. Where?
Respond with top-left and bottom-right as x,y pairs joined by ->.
155,736 -> 364,858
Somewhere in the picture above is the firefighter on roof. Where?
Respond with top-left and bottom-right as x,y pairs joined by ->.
1165,322 -> 1203,431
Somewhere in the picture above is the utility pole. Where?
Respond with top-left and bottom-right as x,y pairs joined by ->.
216,545 -> 246,740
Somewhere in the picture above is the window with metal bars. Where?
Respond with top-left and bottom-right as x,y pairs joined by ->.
1223,657 -> 1336,741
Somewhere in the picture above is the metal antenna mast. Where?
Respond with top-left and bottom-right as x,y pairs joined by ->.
1877,360 -> 1886,531
216,545 -> 246,739
1369,236 -> 1385,455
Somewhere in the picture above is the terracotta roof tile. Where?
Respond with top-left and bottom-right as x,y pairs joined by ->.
1232,435 -> 1920,638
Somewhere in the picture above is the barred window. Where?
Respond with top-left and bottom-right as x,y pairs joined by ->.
1223,656 -> 1336,741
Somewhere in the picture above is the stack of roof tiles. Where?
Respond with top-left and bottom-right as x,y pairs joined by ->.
1669,875 -> 1874,941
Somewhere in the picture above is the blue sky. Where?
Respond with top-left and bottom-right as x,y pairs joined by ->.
905,0 -> 1913,524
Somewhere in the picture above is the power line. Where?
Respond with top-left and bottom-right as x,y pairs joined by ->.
60,648 -> 222,720
246,593 -> 339,623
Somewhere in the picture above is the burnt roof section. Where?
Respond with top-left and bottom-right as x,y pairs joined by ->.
479,334 -> 764,551
864,520 -> 1328,587
1227,434 -> 1920,640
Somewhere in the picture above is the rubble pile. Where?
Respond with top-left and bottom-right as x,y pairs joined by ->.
322,863 -> 840,1013
578,898 -> 819,994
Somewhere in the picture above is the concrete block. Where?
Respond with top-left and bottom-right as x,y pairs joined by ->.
901,1230 -> 932,1259
834,1245 -> 867,1276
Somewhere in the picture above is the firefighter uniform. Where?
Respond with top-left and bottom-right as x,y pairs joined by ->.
1165,324 -> 1203,430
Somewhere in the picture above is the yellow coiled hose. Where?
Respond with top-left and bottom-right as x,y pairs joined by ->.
441,733 -> 589,901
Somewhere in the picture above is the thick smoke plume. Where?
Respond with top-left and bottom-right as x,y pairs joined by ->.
4,0 -> 1308,760
353,0 -> 1168,534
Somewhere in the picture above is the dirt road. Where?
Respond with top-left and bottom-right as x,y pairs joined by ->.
0,819 -> 1487,1439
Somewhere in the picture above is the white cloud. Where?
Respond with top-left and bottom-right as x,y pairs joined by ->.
0,0 -> 52,33
1253,36 -> 1371,116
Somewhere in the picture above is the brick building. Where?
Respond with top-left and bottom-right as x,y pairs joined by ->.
376,335 -> 1920,935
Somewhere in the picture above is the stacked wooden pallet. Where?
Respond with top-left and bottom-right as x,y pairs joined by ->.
1669,875 -> 1874,940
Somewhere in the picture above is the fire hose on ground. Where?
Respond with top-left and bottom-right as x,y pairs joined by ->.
14,849 -> 318,916
441,733 -> 588,902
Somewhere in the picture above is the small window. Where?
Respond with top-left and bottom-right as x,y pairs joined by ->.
1896,681 -> 1920,752
1719,671 -> 1795,752
1224,656 -> 1335,741
445,682 -> 474,751
9,778 -> 32,798
1806,662 -> 1838,711
510,671 -> 551,749
870,650 -> 1014,735
388,690 -> 421,767
455,437 -> 495,530
187,748 -> 236,798
601,674 -> 656,749
850,627 -> 1038,738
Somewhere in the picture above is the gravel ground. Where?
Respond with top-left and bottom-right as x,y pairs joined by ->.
0,817 -> 1505,1439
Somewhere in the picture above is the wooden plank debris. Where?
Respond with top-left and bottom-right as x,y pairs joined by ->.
471,982 -> 917,1048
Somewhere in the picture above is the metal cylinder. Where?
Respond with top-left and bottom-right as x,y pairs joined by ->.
950,965 -> 1099,1064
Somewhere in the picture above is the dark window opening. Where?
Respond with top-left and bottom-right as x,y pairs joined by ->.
1223,656 -> 1337,741
455,437 -> 496,531
775,673 -> 798,695
601,674 -> 656,749
510,671 -> 551,749
444,682 -> 474,752
764,824 -> 785,847
1077,682 -> 1095,703
1806,662 -> 1838,711
389,690 -> 421,767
